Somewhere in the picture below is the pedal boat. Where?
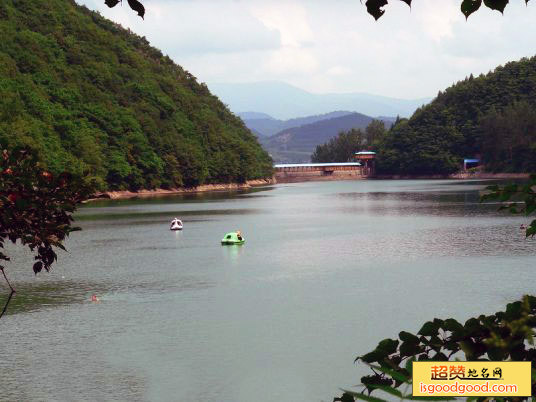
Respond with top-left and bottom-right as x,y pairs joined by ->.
221,232 -> 245,245
170,218 -> 183,231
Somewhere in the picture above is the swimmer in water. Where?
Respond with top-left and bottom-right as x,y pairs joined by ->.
91,294 -> 100,303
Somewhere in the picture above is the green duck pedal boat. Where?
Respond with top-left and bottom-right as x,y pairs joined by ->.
221,232 -> 245,245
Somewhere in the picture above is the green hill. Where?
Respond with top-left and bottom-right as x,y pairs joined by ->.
261,112 -> 387,163
0,0 -> 272,190
377,56 -> 536,175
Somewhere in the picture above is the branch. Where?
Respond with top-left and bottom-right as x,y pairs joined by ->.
0,267 -> 16,321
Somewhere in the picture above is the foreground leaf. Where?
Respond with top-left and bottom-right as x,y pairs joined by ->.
365,0 -> 388,20
461,0 -> 482,18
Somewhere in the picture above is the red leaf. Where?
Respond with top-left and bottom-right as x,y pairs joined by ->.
33,261 -> 43,274
127,0 -> 145,19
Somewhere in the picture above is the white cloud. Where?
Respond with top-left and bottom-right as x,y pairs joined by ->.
326,66 -> 352,76
265,47 -> 319,75
78,0 -> 536,99
80,0 -> 281,55
415,1 -> 461,41
250,2 -> 313,47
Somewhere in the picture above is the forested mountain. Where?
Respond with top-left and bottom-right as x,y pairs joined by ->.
237,112 -> 273,120
242,111 -> 354,137
0,0 -> 272,191
262,112 -> 389,163
311,120 -> 387,163
378,56 -> 536,175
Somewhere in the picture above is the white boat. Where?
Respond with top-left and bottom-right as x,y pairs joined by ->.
170,218 -> 183,231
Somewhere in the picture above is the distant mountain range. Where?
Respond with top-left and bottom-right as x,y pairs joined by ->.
238,111 -> 355,137
208,81 -> 431,120
260,112 -> 394,163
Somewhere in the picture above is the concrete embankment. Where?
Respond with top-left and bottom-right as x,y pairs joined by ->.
274,173 -> 366,183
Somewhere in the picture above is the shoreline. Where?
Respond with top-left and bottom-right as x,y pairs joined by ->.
87,178 -> 276,201
86,172 -> 531,202
375,172 -> 531,180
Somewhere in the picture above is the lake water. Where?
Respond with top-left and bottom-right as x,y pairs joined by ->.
1,180 -> 535,402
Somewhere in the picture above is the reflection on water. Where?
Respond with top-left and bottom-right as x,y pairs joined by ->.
222,243 -> 245,264
77,208 -> 265,222
0,180 -> 535,402
0,280 -> 108,315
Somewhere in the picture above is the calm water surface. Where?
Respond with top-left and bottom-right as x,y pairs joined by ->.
1,180 -> 535,401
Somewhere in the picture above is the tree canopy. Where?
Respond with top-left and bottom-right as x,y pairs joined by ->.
0,0 -> 273,192
374,56 -> 536,175
0,147 -> 93,318
311,120 -> 387,163
313,56 -> 536,176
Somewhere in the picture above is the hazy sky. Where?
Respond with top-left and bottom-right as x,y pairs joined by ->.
78,0 -> 536,99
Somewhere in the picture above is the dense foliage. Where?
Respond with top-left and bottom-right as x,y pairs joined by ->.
311,120 -> 387,163
376,56 -> 536,175
480,102 -> 536,173
0,0 -> 272,191
0,147 -> 93,318
482,175 -> 536,238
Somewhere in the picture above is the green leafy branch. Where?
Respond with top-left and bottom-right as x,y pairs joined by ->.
0,147 -> 94,320
104,0 -> 531,21
362,0 -> 531,21
481,174 -> 536,237
104,0 -> 145,19
335,296 -> 536,401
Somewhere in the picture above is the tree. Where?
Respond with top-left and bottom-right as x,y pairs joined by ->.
311,128 -> 365,163
1,0 -> 273,192
480,103 -> 536,173
311,120 -> 387,163
374,56 -> 536,176
364,119 -> 387,148
0,147 -> 93,319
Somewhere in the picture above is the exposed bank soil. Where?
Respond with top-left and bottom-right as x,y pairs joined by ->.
89,178 -> 275,201
449,172 -> 530,179
375,172 -> 531,180
86,172 -> 531,201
